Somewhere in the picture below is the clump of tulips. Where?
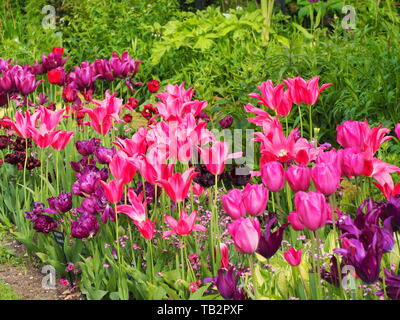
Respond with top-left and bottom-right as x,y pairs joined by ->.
1,47 -> 400,300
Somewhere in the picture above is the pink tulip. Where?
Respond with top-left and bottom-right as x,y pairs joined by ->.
163,210 -> 207,237
100,179 -> 123,204
198,141 -> 242,175
220,243 -> 230,269
117,188 -> 147,223
242,184 -> 268,216
38,106 -> 65,131
82,91 -> 123,135
395,123 -> 400,141
284,248 -> 302,266
287,211 -> 305,231
316,148 -> 343,176
50,130 -> 74,150
244,103 -> 273,126
336,120 -> 392,156
261,161 -> 285,192
109,151 -> 136,184
2,110 -> 39,138
192,183 -> 205,196
113,127 -> 147,157
248,80 -> 292,116
286,165 -> 310,192
29,126 -> 59,148
221,189 -> 246,220
283,76 -> 332,105
294,191 -> 331,231
311,163 -> 340,195
341,148 -> 365,177
156,167 -> 198,203
228,217 -> 260,254
135,219 -> 155,240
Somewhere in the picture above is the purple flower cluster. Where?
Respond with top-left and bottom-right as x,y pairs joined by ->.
46,191 -> 73,214
335,199 -> 394,283
64,51 -> 141,94
69,139 -> 119,238
0,65 -> 43,98
25,202 -> 57,234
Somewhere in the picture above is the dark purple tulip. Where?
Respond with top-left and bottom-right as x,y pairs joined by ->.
94,146 -> 115,164
382,195 -> 400,231
75,138 -> 101,156
40,51 -> 68,74
71,213 -> 99,239
223,165 -> 251,187
219,115 -> 233,129
52,191 -> 73,213
196,111 -> 210,122
70,156 -> 97,172
32,214 -> 57,234
101,205 -> 116,224
383,269 -> 400,300
257,215 -> 288,259
193,165 -> 217,188
335,239 -> 383,284
78,196 -> 99,215
73,171 -> 102,196
215,267 -> 247,300
320,256 -> 342,287
134,181 -> 161,203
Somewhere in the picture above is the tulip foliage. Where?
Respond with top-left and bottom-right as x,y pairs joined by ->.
1,47 -> 400,301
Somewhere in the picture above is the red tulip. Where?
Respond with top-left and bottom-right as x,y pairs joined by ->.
220,243 -> 230,269
228,217 -> 261,254
47,67 -> 65,85
147,80 -> 160,93
261,161 -> 285,192
284,248 -> 302,266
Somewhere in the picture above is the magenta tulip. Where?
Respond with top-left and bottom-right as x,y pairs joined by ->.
294,191 -> 331,231
341,148 -> 365,177
286,165 -> 311,192
311,163 -> 340,195
284,248 -> 302,266
221,189 -> 246,220
261,161 -> 285,192
241,184 -> 268,216
228,217 -> 260,254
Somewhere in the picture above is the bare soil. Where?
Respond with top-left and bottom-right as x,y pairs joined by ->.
0,233 -> 81,300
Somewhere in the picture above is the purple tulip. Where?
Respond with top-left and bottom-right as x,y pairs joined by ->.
257,214 -> 288,259
215,267 -> 247,300
69,61 -> 97,91
383,269 -> 400,300
75,138 -> 101,156
71,213 -> 99,239
93,59 -> 114,81
94,146 -> 116,164
382,195 -> 400,231
219,115 -> 233,129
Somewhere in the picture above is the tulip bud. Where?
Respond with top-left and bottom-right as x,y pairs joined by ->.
284,248 -> 302,266
261,161 -> 285,192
